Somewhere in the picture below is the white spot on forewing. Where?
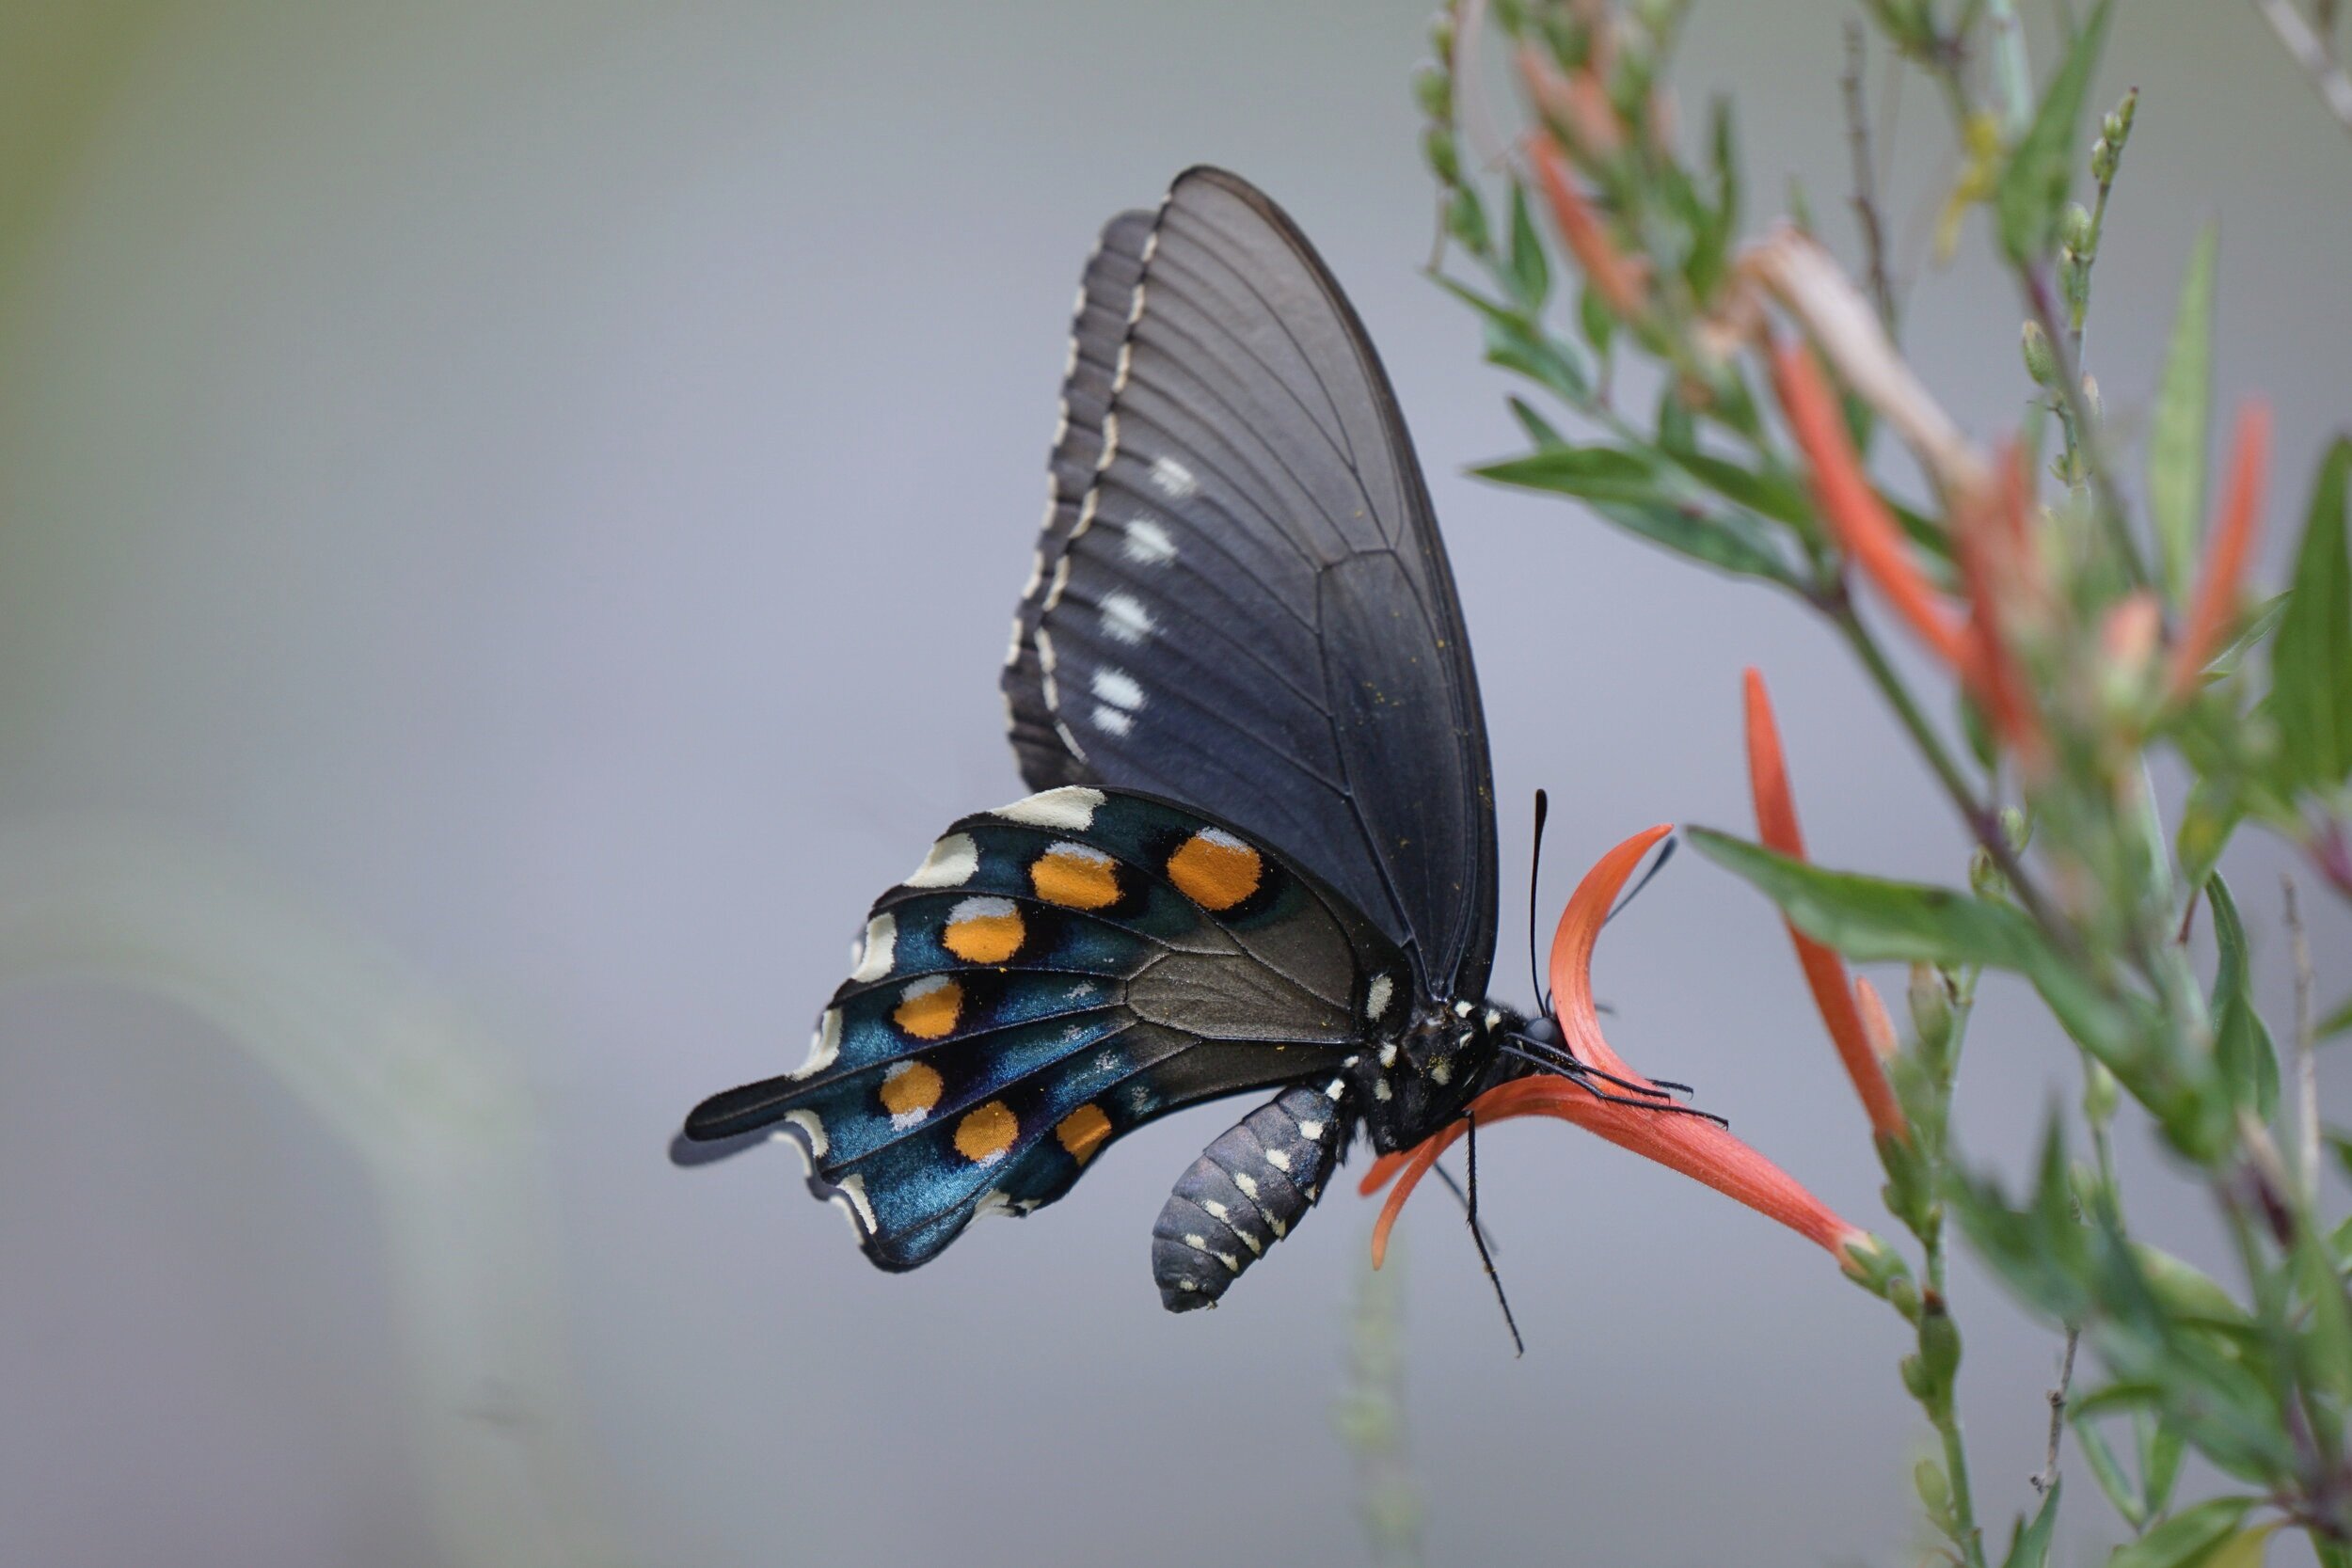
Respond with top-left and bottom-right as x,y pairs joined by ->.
1043,554 -> 1072,611
906,833 -> 978,888
1265,1148 -> 1292,1173
1090,668 -> 1144,711
793,1007 -> 843,1078
783,1108 -> 829,1158
1121,517 -> 1177,566
850,914 -> 897,983
1113,341 -> 1133,393
1099,592 -> 1155,645
1073,489 -> 1097,538
1365,973 -> 1395,1020
1091,704 -> 1133,736
832,1174 -> 877,1237
1148,454 -> 1199,499
1003,614 -> 1025,669
993,785 -> 1104,831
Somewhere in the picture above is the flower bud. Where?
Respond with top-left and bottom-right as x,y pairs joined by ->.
2081,371 -> 2103,423
2000,806 -> 2030,853
2020,320 -> 2058,388
1907,963 -> 1953,1059
2059,202 -> 2095,256
1968,844 -> 2003,898
1412,65 -> 1452,122
1427,12 -> 1454,58
1915,1458 -> 1951,1515
1423,124 -> 1460,183
2083,1058 -> 2119,1125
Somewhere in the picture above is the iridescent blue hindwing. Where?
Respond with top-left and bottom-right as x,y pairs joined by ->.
679,785 -> 1406,1271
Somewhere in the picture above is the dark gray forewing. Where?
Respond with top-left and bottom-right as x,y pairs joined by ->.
998,166 -> 1498,1000
1004,208 -> 1156,788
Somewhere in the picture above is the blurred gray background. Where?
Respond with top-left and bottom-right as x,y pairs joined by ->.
2,2 -> 2347,1564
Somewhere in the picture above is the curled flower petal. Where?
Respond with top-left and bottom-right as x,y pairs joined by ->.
1365,825 -> 1871,1272
1743,671 -> 1908,1141
2166,401 -> 2271,703
1769,339 -> 1968,666
1528,134 -> 1648,319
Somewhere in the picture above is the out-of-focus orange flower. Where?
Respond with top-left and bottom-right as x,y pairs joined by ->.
1769,339 -> 1968,666
1852,976 -> 1901,1064
1743,670 -> 1909,1141
1528,134 -> 1649,319
1951,446 -> 2051,768
2166,402 -> 2271,703
1517,45 -> 1623,157
1360,824 -> 1872,1274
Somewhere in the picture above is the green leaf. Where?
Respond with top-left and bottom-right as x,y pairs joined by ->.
1473,452 -> 1801,587
2106,1497 -> 2257,1568
1506,182 -> 1549,310
2141,1417 -> 2187,1519
2001,1479 -> 2062,1568
2074,1416 -> 2144,1527
2150,226 -> 2217,603
2207,875 -> 2280,1122
1686,829 -> 2143,1073
2176,779 -> 2245,893
1506,396 -> 1564,450
2270,437 -> 2352,793
2203,1527 -> 2278,1568
1435,275 -> 1591,404
1996,0 -> 2116,262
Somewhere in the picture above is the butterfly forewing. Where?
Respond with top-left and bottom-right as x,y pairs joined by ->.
1001,166 -> 1499,1002
681,786 -> 1407,1272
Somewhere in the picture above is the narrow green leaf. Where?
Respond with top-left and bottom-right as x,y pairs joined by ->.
1586,499 -> 1800,588
1473,453 -> 1801,586
2106,1497 -> 2256,1568
1996,0 -> 2116,262
1689,830 -> 2157,1113
1474,446 -> 1662,503
2001,1479 -> 2062,1568
1436,275 -> 1590,404
2207,875 -> 2280,1122
1666,451 -> 1813,529
2074,1417 -> 2144,1527
1506,182 -> 1549,310
2270,437 -> 2352,792
1506,396 -> 1564,450
2141,1419 -> 2187,1519
2176,779 -> 2245,893
2149,226 -> 2217,602
2203,1527 -> 2278,1568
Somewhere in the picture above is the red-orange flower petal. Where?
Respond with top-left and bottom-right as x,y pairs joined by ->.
1743,671 -> 1907,1140
1528,134 -> 1648,319
2166,401 -> 2271,703
1365,825 -> 1869,1271
1770,339 -> 1969,667
1951,446 -> 2051,767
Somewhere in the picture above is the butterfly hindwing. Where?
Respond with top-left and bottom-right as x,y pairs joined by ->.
680,785 -> 1406,1271
1000,166 -> 1501,1003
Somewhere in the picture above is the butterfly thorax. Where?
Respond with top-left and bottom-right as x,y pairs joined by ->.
1349,995 -> 1530,1155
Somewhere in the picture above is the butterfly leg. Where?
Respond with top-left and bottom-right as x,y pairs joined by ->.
1152,1080 -> 1348,1311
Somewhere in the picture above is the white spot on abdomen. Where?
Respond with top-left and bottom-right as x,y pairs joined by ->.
1265,1148 -> 1292,1173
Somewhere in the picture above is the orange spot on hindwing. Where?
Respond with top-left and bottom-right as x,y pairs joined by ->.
879,1060 -> 945,1124
891,975 -> 962,1039
1031,843 -> 1120,910
954,1100 -> 1019,1164
1168,828 -> 1262,911
942,895 -> 1025,963
1056,1103 -> 1113,1165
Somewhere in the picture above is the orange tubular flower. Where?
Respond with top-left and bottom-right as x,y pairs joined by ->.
1528,134 -> 1648,319
2166,401 -> 2272,703
1361,824 -> 1872,1274
1769,339 -> 1968,667
1743,671 -> 1908,1141
1951,446 -> 2051,767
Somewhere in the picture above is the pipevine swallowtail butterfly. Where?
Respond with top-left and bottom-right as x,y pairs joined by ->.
676,166 -> 1566,1311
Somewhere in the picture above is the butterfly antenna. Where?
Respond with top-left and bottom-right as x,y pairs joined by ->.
1466,1110 -> 1524,1356
1604,832 -> 1677,927
1527,788 -> 1551,1016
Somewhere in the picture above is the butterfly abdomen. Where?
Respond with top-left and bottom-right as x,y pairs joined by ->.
1152,1080 -> 1349,1310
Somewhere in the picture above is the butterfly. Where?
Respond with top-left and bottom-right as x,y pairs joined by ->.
677,166 -> 1573,1311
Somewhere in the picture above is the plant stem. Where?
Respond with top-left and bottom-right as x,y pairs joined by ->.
2019,266 -> 2146,585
